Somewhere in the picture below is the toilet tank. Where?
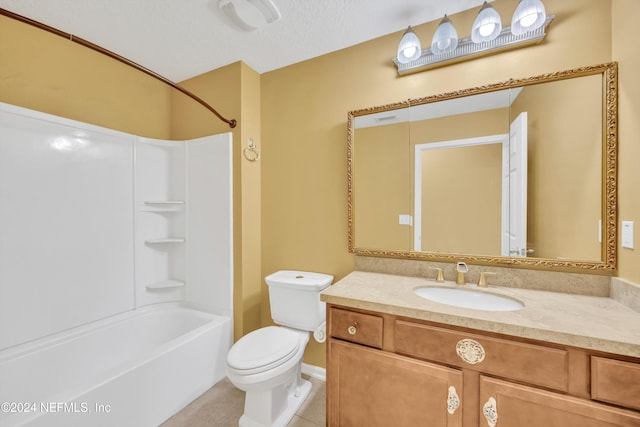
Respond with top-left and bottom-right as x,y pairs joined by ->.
266,270 -> 333,331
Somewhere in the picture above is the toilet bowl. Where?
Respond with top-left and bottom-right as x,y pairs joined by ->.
227,326 -> 311,427
226,270 -> 333,427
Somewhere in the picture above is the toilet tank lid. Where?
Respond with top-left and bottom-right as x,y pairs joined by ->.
265,270 -> 333,291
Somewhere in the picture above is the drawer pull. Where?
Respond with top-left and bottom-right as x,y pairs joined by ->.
347,322 -> 358,335
456,338 -> 485,364
483,397 -> 498,427
447,386 -> 460,415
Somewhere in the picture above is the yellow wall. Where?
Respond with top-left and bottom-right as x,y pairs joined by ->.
422,143 -> 503,255
354,123 -> 412,251
0,15 -> 172,138
172,62 -> 264,340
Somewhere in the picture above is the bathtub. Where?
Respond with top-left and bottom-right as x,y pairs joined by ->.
0,303 -> 231,427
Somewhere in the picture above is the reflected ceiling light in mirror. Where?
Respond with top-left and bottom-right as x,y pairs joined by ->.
471,2 -> 502,43
397,26 -> 422,64
431,15 -> 459,55
393,0 -> 552,75
511,0 -> 546,35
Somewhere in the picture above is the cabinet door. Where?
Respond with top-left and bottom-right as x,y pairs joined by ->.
328,339 -> 463,427
479,376 -> 640,427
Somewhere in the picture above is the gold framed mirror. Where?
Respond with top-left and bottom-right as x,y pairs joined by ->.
347,62 -> 617,273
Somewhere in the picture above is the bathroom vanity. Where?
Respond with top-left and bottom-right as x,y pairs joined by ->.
322,271 -> 640,426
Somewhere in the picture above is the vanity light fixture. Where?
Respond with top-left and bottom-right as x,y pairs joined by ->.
471,2 -> 502,43
394,0 -> 553,75
431,15 -> 459,55
397,26 -> 422,64
510,0 -> 546,35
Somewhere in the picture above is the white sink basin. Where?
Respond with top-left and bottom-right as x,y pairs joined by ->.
414,287 -> 524,312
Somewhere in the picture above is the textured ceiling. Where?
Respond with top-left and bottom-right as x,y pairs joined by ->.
0,0 -> 486,82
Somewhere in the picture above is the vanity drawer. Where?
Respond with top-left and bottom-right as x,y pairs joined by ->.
329,308 -> 383,349
395,320 -> 569,392
591,356 -> 640,410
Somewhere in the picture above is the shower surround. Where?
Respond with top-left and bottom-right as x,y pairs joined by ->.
0,102 -> 233,426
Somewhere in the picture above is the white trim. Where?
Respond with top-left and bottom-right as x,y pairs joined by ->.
301,363 -> 326,381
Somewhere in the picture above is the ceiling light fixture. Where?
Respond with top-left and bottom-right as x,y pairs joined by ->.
218,0 -> 281,32
394,0 -> 553,75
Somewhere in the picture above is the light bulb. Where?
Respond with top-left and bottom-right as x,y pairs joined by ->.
436,39 -> 452,51
402,46 -> 417,58
519,13 -> 538,28
397,26 -> 422,64
479,23 -> 496,37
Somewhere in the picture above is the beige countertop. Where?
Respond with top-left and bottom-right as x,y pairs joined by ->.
320,271 -> 640,358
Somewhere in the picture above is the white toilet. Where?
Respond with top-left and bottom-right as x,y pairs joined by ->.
226,270 -> 333,427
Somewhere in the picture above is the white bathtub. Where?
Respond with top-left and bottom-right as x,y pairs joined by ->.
0,303 -> 231,427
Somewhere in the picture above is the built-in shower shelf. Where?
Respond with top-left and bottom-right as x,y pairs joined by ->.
145,238 -> 185,244
146,280 -> 185,290
141,201 -> 185,212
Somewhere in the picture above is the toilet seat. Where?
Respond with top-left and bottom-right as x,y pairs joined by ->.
227,326 -> 302,376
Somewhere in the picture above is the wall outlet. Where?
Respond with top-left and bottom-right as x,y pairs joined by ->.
622,221 -> 634,249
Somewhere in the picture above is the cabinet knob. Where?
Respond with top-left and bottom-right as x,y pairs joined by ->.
456,338 -> 486,364
483,397 -> 498,427
347,323 -> 358,335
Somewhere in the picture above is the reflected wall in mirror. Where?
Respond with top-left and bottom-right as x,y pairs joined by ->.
348,62 -> 617,273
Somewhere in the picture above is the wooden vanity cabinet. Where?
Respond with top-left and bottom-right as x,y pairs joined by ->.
326,304 -> 640,427
479,376 -> 640,427
327,307 -> 463,426
328,339 -> 463,426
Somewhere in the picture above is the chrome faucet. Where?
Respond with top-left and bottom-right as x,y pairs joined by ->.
455,262 -> 468,285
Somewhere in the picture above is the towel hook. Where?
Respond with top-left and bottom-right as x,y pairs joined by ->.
243,138 -> 260,162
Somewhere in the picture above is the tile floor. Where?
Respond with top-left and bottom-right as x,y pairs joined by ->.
161,375 -> 326,427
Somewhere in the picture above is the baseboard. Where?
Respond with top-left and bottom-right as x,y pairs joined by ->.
301,363 -> 326,381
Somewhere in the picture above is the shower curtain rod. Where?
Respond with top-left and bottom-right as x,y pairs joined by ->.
0,7 -> 237,129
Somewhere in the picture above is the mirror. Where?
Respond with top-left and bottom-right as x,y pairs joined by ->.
348,62 -> 617,273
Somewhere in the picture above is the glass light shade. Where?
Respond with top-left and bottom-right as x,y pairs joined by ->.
431,15 -> 458,55
471,2 -> 502,43
397,26 -> 422,64
511,0 -> 546,35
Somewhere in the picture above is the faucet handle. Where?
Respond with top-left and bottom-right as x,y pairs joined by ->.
477,272 -> 497,288
428,267 -> 444,282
